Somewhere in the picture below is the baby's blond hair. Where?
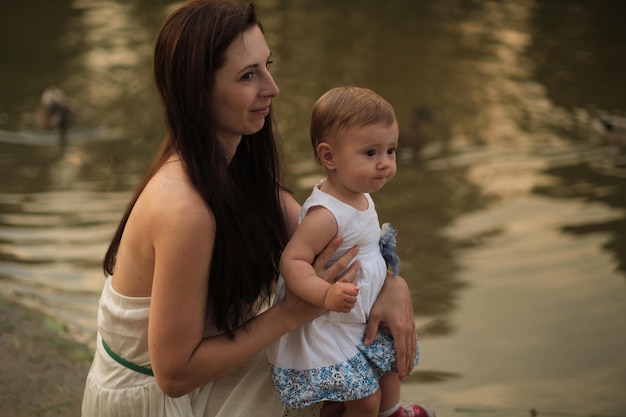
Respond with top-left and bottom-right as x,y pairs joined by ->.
310,86 -> 396,162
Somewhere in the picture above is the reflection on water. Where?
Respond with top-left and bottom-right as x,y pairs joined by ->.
0,0 -> 625,415
535,163 -> 626,274
0,187 -> 128,342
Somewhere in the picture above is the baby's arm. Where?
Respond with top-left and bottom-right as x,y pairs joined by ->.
280,206 -> 359,312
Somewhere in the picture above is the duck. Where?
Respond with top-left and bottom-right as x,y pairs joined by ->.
596,114 -> 626,151
35,87 -> 74,145
398,106 -> 434,162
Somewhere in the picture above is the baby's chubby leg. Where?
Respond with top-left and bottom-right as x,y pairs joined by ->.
341,388 -> 381,417
379,372 -> 401,412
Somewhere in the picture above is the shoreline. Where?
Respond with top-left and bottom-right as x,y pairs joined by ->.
0,294 -> 91,417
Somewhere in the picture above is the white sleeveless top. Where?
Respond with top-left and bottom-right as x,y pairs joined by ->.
266,183 -> 399,409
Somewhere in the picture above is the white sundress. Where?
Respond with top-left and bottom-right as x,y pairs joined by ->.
81,277 -> 286,417
266,184 -> 418,409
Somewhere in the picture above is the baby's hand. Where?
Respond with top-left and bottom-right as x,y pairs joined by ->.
324,282 -> 359,313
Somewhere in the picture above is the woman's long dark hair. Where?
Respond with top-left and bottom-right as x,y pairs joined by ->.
103,0 -> 288,339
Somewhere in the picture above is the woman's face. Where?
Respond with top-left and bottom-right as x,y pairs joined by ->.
211,25 -> 279,153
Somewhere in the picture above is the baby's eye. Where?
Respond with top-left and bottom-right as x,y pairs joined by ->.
366,149 -> 376,157
387,147 -> 396,155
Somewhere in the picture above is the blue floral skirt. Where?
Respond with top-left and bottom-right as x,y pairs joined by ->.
269,331 -> 419,409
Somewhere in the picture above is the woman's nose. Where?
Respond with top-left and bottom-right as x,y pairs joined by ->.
262,73 -> 280,97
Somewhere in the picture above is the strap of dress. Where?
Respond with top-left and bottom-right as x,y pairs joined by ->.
101,338 -> 154,376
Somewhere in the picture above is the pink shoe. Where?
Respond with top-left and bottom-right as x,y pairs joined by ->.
390,404 -> 436,417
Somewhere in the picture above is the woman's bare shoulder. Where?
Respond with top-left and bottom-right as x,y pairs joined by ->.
143,160 -> 213,224
112,159 -> 213,296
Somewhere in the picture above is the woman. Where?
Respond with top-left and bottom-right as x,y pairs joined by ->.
81,1 -> 417,416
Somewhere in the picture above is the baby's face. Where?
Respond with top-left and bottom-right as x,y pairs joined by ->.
330,121 -> 399,194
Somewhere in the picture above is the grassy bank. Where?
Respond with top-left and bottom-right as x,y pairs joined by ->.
0,296 -> 92,417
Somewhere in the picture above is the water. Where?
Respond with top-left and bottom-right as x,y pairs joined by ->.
1,0 -> 625,415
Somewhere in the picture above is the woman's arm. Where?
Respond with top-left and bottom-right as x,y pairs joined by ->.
148,187 -> 361,398
280,188 -> 301,237
149,199 -> 324,397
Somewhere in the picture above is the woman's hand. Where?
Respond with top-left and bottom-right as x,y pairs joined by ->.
364,272 -> 416,381
315,236 -> 360,284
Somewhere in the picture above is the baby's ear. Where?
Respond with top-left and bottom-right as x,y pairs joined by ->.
317,142 -> 336,170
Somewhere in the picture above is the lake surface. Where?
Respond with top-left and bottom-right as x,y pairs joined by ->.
1,0 -> 625,415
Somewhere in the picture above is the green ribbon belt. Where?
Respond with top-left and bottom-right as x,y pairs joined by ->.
102,338 -> 154,376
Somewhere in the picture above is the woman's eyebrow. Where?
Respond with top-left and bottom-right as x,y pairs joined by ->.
239,63 -> 259,72
237,53 -> 273,75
